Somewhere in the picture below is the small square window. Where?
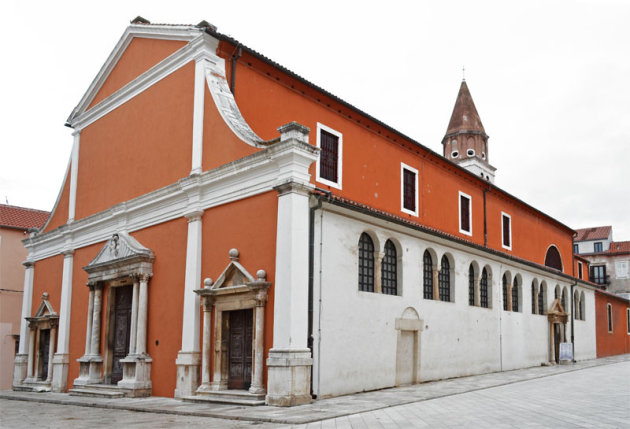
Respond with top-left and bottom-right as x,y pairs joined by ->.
401,163 -> 418,216
501,212 -> 512,250
573,244 -> 579,254
594,242 -> 603,253
316,123 -> 342,189
459,192 -> 472,236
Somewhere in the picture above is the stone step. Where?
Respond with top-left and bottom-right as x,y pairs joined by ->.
69,385 -> 127,399
183,390 -> 266,406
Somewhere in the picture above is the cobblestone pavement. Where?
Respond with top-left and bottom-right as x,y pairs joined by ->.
1,354 -> 628,428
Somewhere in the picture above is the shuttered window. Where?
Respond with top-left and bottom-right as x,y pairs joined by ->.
319,130 -> 338,183
459,193 -> 471,234
403,168 -> 416,212
502,213 -> 511,249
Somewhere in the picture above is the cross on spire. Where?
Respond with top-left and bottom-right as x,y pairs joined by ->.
462,66 -> 466,81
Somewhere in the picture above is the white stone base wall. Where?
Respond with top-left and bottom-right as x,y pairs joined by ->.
312,208 -> 597,398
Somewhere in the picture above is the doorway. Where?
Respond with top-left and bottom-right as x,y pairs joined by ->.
38,329 -> 50,380
111,285 -> 133,384
553,323 -> 562,364
227,309 -> 253,390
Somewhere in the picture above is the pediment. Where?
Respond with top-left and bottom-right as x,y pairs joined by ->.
86,232 -> 154,270
212,251 -> 255,290
548,298 -> 567,316
33,293 -> 57,318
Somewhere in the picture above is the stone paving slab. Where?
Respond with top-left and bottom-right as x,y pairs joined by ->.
1,354 -> 628,425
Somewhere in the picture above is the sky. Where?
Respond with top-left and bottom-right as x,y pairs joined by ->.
1,0 -> 628,239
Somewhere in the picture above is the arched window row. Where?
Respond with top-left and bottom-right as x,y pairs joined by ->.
468,263 -> 491,309
501,273 -> 521,312
423,250 -> 454,303
573,290 -> 586,321
357,233 -> 400,296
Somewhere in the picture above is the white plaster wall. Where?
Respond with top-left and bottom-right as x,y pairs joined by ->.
312,208 -> 597,398
573,287 -> 597,361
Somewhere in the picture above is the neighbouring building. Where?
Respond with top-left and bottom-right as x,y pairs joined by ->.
594,289 -> 630,357
575,226 -> 630,299
13,18 -> 602,405
0,204 -> 49,389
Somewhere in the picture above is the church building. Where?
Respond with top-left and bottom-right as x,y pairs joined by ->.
14,18 -> 599,405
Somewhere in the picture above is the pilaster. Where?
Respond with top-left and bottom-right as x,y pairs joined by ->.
52,250 -> 74,392
13,260 -> 34,388
68,131 -> 80,222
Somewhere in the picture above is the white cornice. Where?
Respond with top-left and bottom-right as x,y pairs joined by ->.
24,138 -> 318,261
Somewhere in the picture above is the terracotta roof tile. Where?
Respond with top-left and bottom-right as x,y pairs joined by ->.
575,226 -> 612,241
0,204 -> 49,230
609,241 -> 630,253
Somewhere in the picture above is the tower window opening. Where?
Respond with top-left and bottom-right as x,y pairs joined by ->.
451,151 -> 459,158
467,149 -> 475,157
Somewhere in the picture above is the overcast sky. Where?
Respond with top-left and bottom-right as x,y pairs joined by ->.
1,0 -> 628,240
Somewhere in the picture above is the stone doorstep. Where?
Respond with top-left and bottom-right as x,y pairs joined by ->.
13,383 -> 51,393
183,389 -> 266,406
69,384 -> 130,399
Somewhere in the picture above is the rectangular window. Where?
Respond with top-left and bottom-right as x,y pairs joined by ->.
594,242 -> 603,252
578,261 -> 583,280
627,308 -> 629,335
316,123 -> 342,189
400,163 -> 418,216
501,212 -> 512,250
607,304 -> 613,332
573,244 -> 579,254
590,265 -> 606,285
459,192 -> 472,236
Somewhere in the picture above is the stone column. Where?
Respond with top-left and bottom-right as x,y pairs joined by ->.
548,322 -> 555,364
136,275 -> 149,356
374,252 -> 384,294
84,286 -> 95,355
47,325 -> 57,383
129,279 -> 139,355
195,288 -> 214,394
267,180 -> 313,407
175,211 -> 203,398
90,284 -> 103,356
250,289 -> 267,395
52,250 -> 73,392
507,283 -> 513,312
432,268 -> 440,300
474,278 -> 481,306
13,261 -> 34,387
210,309 -> 227,391
26,327 -> 35,379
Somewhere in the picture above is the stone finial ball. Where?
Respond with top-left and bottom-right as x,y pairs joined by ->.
229,248 -> 239,259
42,292 -> 49,300
203,278 -> 214,288
256,270 -> 267,281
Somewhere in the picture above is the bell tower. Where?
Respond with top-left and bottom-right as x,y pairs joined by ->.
442,80 -> 496,182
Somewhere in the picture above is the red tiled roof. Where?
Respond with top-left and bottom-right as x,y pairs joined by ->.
609,241 -> 630,253
0,204 -> 49,230
575,226 -> 611,241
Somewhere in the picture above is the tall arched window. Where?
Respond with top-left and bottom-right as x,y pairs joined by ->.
439,256 -> 450,302
545,245 -> 563,271
358,233 -> 375,292
531,282 -> 536,313
512,277 -> 520,312
502,274 -> 508,311
423,251 -> 433,300
574,290 -> 580,320
480,268 -> 489,308
580,291 -> 586,320
382,240 -> 397,295
561,287 -> 567,311
468,265 -> 475,306
538,284 -> 546,315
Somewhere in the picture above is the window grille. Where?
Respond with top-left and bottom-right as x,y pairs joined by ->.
512,277 -> 519,312
423,251 -> 433,299
480,268 -> 489,308
358,233 -> 374,292
538,285 -> 545,314
381,240 -> 397,295
531,282 -> 537,314
468,265 -> 475,306
561,288 -> 567,311
439,256 -> 450,302
502,275 -> 508,311
319,130 -> 338,183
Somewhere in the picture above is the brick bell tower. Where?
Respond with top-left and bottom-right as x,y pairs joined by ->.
442,80 -> 496,183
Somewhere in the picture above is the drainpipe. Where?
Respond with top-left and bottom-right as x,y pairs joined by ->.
230,44 -> 242,95
571,232 -> 577,362
308,188 -> 330,398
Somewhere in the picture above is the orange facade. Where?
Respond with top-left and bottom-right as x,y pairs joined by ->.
595,291 -> 630,357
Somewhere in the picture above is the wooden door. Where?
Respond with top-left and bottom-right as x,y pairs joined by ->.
111,285 -> 133,384
553,324 -> 561,364
38,329 -> 50,380
227,309 -> 253,390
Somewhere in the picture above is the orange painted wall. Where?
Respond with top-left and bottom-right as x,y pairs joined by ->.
88,38 -> 186,108
595,292 -> 630,357
217,44 -> 573,266
30,255 -> 64,318
76,62 -> 194,220
42,169 -> 70,233
201,191 -> 278,386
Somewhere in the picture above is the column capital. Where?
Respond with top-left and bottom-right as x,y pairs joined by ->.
202,296 -> 215,312
184,209 -> 204,222
22,260 -> 35,268
273,180 -> 313,197
62,248 -> 75,257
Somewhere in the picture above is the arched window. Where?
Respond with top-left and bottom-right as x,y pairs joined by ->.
561,287 -> 567,311
573,290 -> 580,320
554,285 -> 560,300
480,268 -> 489,308
358,233 -> 375,292
531,281 -> 537,314
468,265 -> 475,306
512,277 -> 520,312
439,256 -> 450,302
538,284 -> 546,315
545,245 -> 563,271
502,274 -> 508,311
423,250 -> 433,300
382,240 -> 398,295
580,291 -> 586,320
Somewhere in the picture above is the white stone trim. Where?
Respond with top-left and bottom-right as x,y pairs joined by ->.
180,214 -> 203,353
23,138 -> 318,261
56,251 -> 74,356
190,59 -> 207,174
68,132 -> 80,222
458,191 -> 472,236
18,262 -> 35,355
315,123 -> 343,190
501,211 -> 512,251
400,162 -> 419,217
